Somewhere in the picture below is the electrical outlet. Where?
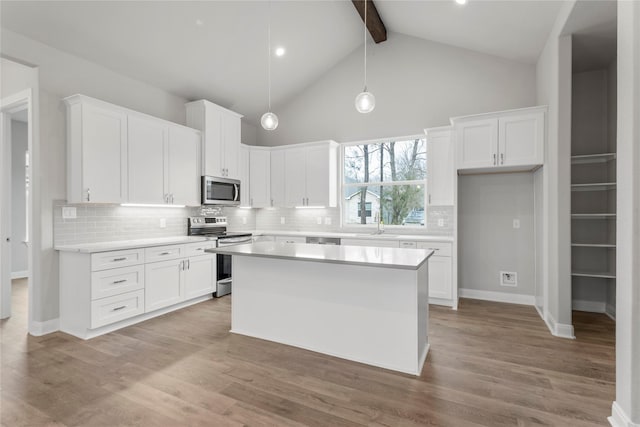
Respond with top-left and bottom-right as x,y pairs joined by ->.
500,271 -> 518,287
280,217 -> 285,225
325,217 -> 332,225
62,206 -> 77,219
159,218 -> 166,228
317,217 -> 322,225
438,218 -> 444,227
513,219 -> 520,229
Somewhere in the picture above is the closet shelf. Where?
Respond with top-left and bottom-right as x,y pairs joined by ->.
572,271 -> 617,279
571,213 -> 616,219
571,243 -> 616,248
571,182 -> 617,192
571,153 -> 617,164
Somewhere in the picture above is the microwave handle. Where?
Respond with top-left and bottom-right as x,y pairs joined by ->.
234,184 -> 239,202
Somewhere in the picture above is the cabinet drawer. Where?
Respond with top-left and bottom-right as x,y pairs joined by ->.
91,265 -> 144,300
184,241 -> 216,257
91,289 -> 144,328
145,244 -> 184,262
417,241 -> 452,257
399,241 -> 417,249
91,249 -> 144,271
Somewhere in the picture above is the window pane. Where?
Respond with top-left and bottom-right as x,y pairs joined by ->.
381,139 -> 426,182
344,144 -> 382,183
381,185 -> 425,226
344,184 -> 424,227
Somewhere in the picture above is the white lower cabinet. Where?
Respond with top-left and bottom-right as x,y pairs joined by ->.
184,254 -> 216,299
145,258 -> 185,312
59,241 -> 216,339
417,242 -> 454,305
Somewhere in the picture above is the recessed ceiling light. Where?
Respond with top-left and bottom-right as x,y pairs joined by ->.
455,0 -> 467,4
275,47 -> 286,57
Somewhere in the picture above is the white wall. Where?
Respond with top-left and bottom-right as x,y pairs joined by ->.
535,1 -> 576,338
458,173 -> 535,299
11,120 -> 28,275
257,32 -> 537,146
1,29 -> 189,323
612,1 -> 640,424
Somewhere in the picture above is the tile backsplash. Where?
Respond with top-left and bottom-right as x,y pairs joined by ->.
53,201 -> 453,246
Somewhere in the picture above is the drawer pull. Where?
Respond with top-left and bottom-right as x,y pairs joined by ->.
159,251 -> 171,256
112,305 -> 127,312
112,279 -> 127,284
113,257 -> 127,262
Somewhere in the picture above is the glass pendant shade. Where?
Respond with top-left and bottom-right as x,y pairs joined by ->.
355,90 -> 376,114
261,111 -> 279,130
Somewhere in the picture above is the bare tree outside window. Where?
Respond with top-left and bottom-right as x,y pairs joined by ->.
343,137 -> 426,227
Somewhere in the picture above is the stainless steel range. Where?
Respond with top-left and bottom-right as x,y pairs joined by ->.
187,216 -> 252,298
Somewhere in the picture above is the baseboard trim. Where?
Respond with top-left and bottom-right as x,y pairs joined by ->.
30,318 -> 59,336
609,401 -> 640,427
573,299 -> 606,313
545,311 -> 575,339
605,303 -> 616,321
11,270 -> 28,279
459,288 -> 536,306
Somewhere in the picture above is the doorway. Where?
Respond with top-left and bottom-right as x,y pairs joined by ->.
1,90 -> 33,332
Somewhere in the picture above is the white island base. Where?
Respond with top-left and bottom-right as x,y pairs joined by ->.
226,243 -> 431,376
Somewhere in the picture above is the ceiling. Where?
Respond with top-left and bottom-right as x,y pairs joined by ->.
1,1 -> 565,126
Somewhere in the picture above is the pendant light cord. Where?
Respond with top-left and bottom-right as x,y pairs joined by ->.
267,1 -> 272,111
363,0 -> 367,90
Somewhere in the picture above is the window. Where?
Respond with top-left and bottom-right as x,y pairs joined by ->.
343,137 -> 426,227
357,202 -> 373,217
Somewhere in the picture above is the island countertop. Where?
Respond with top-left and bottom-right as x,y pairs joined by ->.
206,241 -> 434,270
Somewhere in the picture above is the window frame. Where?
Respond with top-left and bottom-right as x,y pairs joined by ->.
340,134 -> 427,230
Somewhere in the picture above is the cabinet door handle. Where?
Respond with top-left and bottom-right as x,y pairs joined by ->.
187,259 -> 190,270
86,188 -> 91,202
271,199 -> 273,207
250,198 -> 253,206
493,154 -> 497,165
428,194 -> 431,204
500,153 -> 504,165
112,279 -> 127,284
113,257 -> 127,262
112,305 -> 127,312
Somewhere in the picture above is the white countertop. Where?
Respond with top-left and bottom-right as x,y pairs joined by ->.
250,229 -> 454,242
206,241 -> 434,270
55,236 -> 210,253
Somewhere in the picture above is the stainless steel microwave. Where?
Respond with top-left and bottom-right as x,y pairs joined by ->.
202,176 -> 240,205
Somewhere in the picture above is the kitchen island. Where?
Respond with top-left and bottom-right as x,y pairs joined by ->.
206,242 -> 433,375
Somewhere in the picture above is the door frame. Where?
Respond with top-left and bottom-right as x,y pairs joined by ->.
0,89 -> 35,332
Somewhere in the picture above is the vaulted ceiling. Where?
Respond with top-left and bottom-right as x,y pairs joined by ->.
1,1 -> 565,126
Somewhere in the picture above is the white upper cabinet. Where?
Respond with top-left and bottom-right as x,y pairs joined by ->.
270,149 -> 286,207
128,115 -> 167,204
239,144 -> 251,207
454,106 -> 546,173
185,99 -> 243,179
281,141 -> 338,208
65,94 -> 201,206
248,147 -> 271,208
168,125 -> 201,206
285,147 -> 307,207
425,127 -> 455,206
65,96 -> 128,203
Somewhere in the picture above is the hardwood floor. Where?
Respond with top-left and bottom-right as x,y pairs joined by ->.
1,281 -> 615,426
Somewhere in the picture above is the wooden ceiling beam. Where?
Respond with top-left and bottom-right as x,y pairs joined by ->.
352,0 -> 387,43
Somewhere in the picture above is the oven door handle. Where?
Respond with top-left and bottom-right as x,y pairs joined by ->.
217,278 -> 232,285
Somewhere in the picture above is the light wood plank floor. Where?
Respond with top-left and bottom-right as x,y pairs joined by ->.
1,279 -> 615,426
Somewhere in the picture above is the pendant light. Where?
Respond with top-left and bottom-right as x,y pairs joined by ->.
355,0 -> 375,114
261,1 -> 279,130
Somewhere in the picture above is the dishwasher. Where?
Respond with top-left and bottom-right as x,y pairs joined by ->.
306,236 -> 341,245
